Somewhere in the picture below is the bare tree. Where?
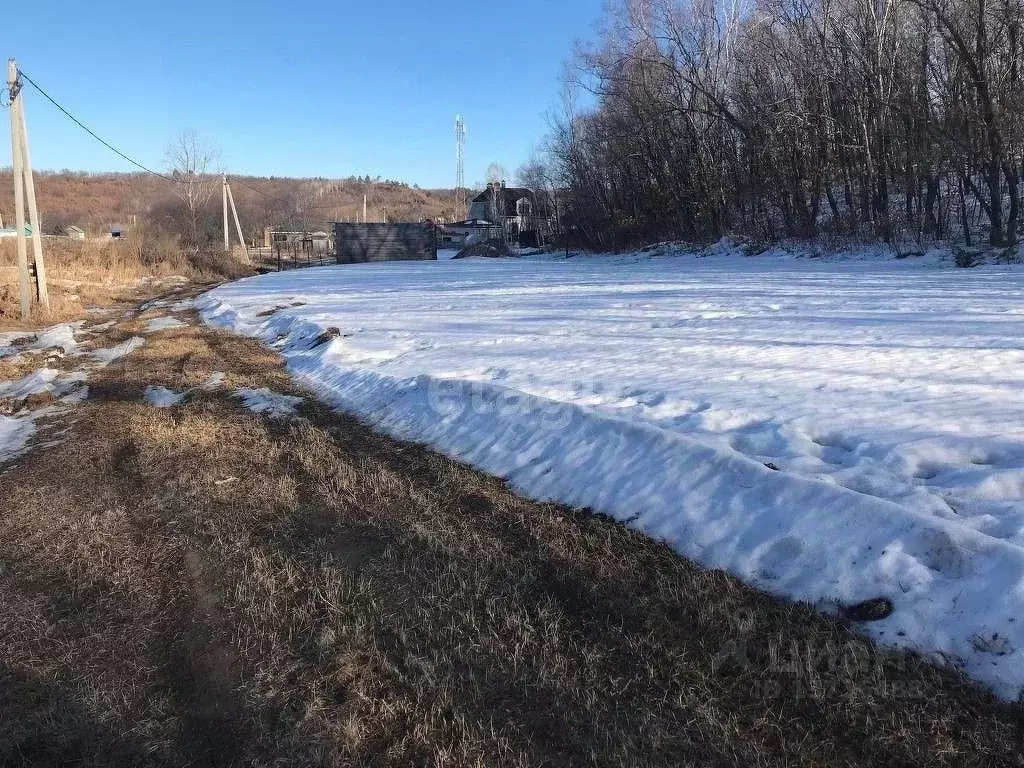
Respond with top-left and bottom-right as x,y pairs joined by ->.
486,163 -> 509,184
542,0 -> 1024,252
165,130 -> 220,251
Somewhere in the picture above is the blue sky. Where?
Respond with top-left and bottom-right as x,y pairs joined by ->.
6,0 -> 603,188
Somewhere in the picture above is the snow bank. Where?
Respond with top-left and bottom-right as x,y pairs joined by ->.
199,249 -> 1024,699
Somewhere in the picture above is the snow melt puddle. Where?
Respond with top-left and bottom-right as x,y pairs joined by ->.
233,387 -> 302,419
199,251 -> 1024,700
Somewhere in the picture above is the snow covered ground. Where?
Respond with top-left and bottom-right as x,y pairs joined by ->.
199,247 -> 1024,699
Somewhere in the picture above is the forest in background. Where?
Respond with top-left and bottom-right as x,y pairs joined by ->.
538,0 -> 1024,254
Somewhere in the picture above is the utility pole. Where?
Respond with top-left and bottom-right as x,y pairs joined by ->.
7,60 -> 32,320
225,181 -> 248,263
222,174 -> 229,252
16,91 -> 48,311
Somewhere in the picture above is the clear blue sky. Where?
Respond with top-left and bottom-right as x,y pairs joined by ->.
6,0 -> 603,188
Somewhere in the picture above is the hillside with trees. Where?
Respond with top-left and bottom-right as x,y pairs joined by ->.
542,0 -> 1024,254
0,169 -> 458,243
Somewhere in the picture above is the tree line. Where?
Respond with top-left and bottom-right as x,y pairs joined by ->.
536,0 -> 1024,252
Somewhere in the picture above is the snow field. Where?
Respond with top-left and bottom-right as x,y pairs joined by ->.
198,249 -> 1024,698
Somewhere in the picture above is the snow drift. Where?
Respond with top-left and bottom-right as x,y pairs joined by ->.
198,248 -> 1024,699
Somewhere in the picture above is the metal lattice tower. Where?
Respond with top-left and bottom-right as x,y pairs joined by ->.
455,114 -> 466,192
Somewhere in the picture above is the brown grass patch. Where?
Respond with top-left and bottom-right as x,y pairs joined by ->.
0,237 -> 251,329
0,354 -> 52,382
0,310 -> 1022,766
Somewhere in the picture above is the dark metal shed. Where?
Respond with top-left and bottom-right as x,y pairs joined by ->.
333,223 -> 437,264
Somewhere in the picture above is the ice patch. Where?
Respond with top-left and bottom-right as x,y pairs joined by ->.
0,331 -> 34,358
201,371 -> 226,390
233,387 -> 302,419
145,316 -> 187,332
0,368 -> 88,402
144,386 -> 186,408
0,414 -> 35,464
33,323 -> 82,355
92,336 -> 145,364
61,386 -> 89,405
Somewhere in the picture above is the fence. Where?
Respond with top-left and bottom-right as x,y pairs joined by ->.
250,240 -> 334,272
249,224 -> 438,271
334,223 -> 437,263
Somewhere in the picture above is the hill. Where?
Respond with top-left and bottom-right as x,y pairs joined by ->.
0,171 -> 462,242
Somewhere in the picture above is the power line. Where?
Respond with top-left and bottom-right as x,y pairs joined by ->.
228,176 -> 368,217
16,69 -> 187,186
229,176 -> 289,204
17,69 -> 398,221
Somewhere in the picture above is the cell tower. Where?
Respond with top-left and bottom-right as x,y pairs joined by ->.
455,114 -> 466,192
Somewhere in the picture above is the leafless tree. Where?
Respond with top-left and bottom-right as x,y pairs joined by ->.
165,130 -> 220,251
543,0 -> 1024,252
486,163 -> 510,184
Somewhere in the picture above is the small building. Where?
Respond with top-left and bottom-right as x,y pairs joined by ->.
441,219 -> 503,248
0,223 -> 33,239
63,225 -> 86,240
263,227 -> 331,249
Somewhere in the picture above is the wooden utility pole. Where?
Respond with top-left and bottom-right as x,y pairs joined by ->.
225,181 -> 248,263
8,60 -> 31,320
222,174 -> 230,252
8,59 -> 49,318
18,98 -> 48,310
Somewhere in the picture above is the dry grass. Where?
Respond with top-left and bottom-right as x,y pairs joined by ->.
0,237 -> 251,328
0,305 -> 1022,767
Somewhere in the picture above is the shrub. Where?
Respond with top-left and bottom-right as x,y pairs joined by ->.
953,247 -> 986,268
